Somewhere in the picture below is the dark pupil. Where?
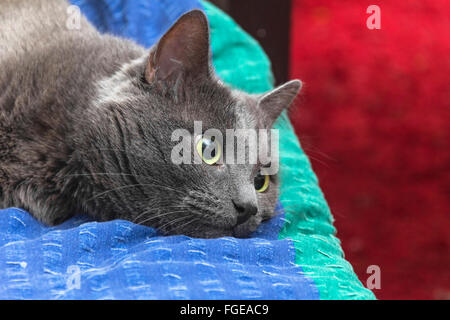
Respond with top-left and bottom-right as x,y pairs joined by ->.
254,172 -> 265,190
202,139 -> 216,159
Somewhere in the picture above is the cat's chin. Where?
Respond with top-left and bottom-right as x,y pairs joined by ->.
167,227 -> 234,239
176,216 -> 262,239
232,215 -> 262,238
162,215 -> 262,239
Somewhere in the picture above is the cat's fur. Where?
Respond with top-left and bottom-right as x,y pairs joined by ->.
0,0 -> 301,238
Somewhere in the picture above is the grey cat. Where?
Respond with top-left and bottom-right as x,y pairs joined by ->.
0,0 -> 301,238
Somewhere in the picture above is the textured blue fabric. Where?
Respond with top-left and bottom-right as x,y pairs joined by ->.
0,207 -> 319,299
0,0 -> 320,299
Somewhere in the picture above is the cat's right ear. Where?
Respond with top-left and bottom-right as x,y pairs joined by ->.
257,79 -> 302,128
144,10 -> 210,84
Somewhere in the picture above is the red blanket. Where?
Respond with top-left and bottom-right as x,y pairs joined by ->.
290,0 -> 450,299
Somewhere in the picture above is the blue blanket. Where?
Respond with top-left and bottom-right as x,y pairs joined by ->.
0,207 -> 318,299
0,0 -> 320,299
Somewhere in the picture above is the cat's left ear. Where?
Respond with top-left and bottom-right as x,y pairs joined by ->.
144,10 -> 210,84
257,79 -> 302,127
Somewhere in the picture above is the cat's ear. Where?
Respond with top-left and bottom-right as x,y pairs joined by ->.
144,10 -> 210,84
257,80 -> 302,127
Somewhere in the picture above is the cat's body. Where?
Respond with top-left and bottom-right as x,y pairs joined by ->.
0,0 -> 301,237
0,0 -> 146,223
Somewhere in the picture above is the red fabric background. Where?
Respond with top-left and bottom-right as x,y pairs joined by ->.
289,0 -> 449,299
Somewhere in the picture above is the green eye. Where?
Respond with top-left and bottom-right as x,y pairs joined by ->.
196,136 -> 221,165
254,171 -> 270,193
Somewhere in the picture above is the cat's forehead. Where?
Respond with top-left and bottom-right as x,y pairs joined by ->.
230,89 -> 259,130
176,80 -> 259,132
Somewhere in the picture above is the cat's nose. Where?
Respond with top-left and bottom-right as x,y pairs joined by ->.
233,200 -> 258,225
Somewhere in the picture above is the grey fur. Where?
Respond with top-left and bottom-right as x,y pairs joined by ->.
0,0 -> 301,238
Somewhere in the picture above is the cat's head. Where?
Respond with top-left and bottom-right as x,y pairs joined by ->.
78,10 -> 301,238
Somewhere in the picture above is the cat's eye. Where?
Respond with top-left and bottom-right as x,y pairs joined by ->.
196,136 -> 221,165
254,171 -> 270,193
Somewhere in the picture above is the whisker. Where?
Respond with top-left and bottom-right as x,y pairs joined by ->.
172,217 -> 199,233
134,202 -> 193,224
87,183 -> 145,202
158,215 -> 191,232
131,202 -> 161,223
87,182 -> 187,202
65,172 -> 148,178
136,209 -> 188,226
73,172 -> 186,195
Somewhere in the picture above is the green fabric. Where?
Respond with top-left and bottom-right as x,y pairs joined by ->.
203,1 -> 375,300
